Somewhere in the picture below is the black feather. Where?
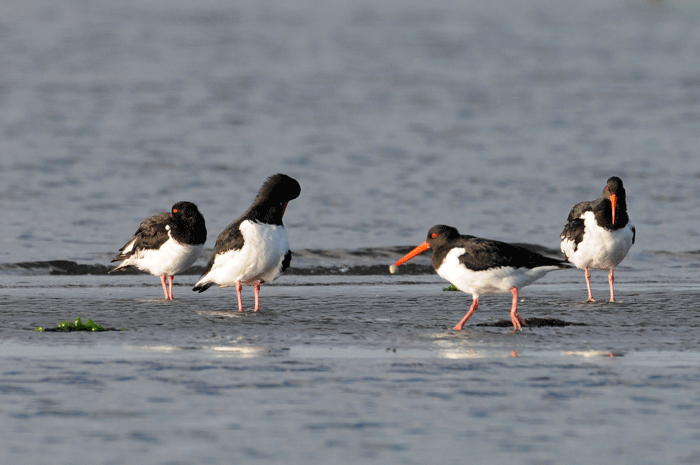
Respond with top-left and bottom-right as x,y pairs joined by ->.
281,250 -> 292,273
109,213 -> 171,272
426,225 -> 569,272
561,177 -> 630,242
110,201 -> 206,273
192,282 -> 215,293
199,174 -> 300,276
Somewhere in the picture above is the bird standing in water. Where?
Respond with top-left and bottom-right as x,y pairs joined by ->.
560,176 -> 635,302
391,225 -> 570,331
110,201 -> 207,300
193,174 -> 301,312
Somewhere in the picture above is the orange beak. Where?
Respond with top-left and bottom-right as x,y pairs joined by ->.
610,194 -> 617,225
394,241 -> 430,267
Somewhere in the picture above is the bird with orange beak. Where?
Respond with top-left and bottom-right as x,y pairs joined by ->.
390,225 -> 570,331
560,176 -> 636,302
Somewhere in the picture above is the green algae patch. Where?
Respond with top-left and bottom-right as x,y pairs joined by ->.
35,317 -> 120,332
443,285 -> 459,291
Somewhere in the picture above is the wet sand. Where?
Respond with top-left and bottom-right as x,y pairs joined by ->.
2,270 -> 700,464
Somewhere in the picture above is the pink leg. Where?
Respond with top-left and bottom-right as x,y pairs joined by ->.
585,267 -> 596,302
236,281 -> 243,312
608,268 -> 615,302
167,275 -> 174,300
510,287 -> 524,331
254,282 -> 260,312
454,297 -> 479,331
160,275 -> 169,300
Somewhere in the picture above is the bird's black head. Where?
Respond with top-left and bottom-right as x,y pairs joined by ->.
602,177 -> 627,226
259,174 -> 301,204
171,201 -> 203,220
426,225 -> 460,247
170,201 -> 207,244
246,174 -> 301,225
392,225 -> 461,270
603,176 -> 625,198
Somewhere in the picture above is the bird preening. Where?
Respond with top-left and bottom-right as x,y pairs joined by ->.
109,174 -> 301,308
109,201 -> 207,300
192,174 -> 301,312
109,174 -> 634,333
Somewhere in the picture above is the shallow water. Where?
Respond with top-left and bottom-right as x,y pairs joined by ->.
1,0 -> 700,463
3,274 -> 700,465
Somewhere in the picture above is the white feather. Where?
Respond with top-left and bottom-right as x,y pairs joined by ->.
120,240 -> 134,255
561,211 -> 634,270
437,247 -> 560,298
195,220 -> 289,288
117,237 -> 203,277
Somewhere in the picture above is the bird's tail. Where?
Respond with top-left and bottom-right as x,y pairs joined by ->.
192,280 -> 214,293
108,262 -> 130,274
557,260 -> 574,269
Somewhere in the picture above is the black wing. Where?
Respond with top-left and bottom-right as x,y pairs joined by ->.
561,199 -> 603,248
456,237 -> 567,271
281,250 -> 292,273
566,200 -> 595,222
200,217 -> 245,274
560,217 -> 585,249
112,212 -> 170,261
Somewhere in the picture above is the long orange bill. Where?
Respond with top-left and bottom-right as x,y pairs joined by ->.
394,241 -> 430,267
610,194 -> 617,225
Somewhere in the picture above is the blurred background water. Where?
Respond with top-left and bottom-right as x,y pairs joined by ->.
0,0 -> 699,268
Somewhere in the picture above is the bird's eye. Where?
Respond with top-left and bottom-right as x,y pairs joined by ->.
431,233 -> 438,238
173,209 -> 178,213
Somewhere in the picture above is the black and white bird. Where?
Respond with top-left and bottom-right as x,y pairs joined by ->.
390,225 -> 570,331
110,201 -> 207,300
192,174 -> 301,311
560,176 -> 635,302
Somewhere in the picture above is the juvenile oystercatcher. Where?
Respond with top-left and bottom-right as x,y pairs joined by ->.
390,225 -> 570,331
110,201 -> 207,300
560,176 -> 635,302
192,174 -> 301,312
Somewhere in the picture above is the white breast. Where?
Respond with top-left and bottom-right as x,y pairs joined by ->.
563,211 -> 634,270
437,248 -> 560,298
206,220 -> 289,287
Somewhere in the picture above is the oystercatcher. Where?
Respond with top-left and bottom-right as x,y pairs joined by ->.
192,174 -> 301,312
560,176 -> 635,302
110,201 -> 207,300
390,225 -> 570,331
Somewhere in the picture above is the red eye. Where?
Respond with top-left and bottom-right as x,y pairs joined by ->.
431,233 -> 438,238
173,209 -> 178,213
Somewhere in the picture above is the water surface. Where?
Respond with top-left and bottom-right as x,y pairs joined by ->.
1,0 -> 700,464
